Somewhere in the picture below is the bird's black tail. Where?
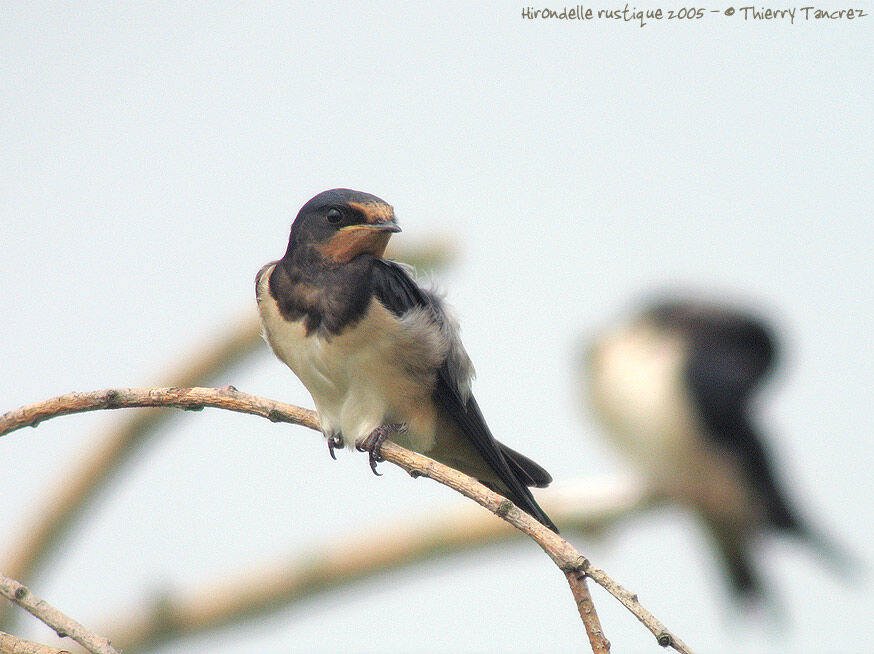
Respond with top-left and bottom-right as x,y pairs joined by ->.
703,514 -> 771,603
765,471 -> 859,581
430,389 -> 560,534
500,443 -> 553,488
484,444 -> 558,533
785,516 -> 859,582
710,517 -> 858,604
711,532 -> 764,600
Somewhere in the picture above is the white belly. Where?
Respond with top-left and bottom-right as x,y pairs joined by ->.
257,265 -> 440,450
587,322 -> 699,475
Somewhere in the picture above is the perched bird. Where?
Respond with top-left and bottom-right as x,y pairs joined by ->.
256,189 -> 557,531
585,297 -> 845,599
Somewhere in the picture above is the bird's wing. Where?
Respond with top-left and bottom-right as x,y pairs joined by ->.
371,258 -> 557,531
685,312 -> 798,530
686,310 -> 777,408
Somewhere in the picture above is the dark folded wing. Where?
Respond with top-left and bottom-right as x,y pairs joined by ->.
683,310 -> 798,530
686,309 -> 776,408
371,258 -> 557,532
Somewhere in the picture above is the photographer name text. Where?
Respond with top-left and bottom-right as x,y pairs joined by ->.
521,5 -> 868,26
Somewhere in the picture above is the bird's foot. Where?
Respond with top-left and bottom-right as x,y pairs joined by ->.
356,423 -> 407,476
326,434 -> 344,460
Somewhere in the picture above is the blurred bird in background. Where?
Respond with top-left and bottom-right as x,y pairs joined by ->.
583,296 -> 849,601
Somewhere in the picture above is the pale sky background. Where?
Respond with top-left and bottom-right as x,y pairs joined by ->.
1,2 -> 872,653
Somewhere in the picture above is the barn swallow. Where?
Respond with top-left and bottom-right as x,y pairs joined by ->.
585,298 -> 846,598
256,189 -> 557,532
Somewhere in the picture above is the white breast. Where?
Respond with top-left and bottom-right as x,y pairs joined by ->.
256,264 -> 443,451
587,321 -> 699,475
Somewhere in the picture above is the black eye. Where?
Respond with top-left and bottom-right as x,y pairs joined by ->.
326,208 -> 343,224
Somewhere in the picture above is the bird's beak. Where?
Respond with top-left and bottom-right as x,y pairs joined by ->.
340,218 -> 401,234
374,218 -> 401,233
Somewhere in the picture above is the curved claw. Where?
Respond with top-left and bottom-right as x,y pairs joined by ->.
368,452 -> 383,476
357,423 -> 406,476
326,434 -> 344,461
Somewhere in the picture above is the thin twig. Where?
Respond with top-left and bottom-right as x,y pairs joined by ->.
0,630 -> 70,654
586,563 -> 690,651
0,575 -> 117,654
565,572 -> 611,653
100,477 -> 652,652
0,387 -> 694,654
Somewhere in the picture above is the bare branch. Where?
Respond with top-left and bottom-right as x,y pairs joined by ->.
101,477 -> 651,652
566,573 -> 611,653
0,631 -> 71,654
0,576 -> 117,654
0,387 -> 318,437
585,564 -> 690,651
0,387 -> 694,653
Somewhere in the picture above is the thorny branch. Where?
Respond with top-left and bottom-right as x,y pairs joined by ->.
0,387 -> 694,654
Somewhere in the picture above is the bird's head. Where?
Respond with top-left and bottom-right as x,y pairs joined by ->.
285,188 -> 401,264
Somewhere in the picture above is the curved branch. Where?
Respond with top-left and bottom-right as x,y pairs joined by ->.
0,631 -> 70,654
0,575 -> 117,654
0,387 -> 693,654
0,386 -> 318,437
